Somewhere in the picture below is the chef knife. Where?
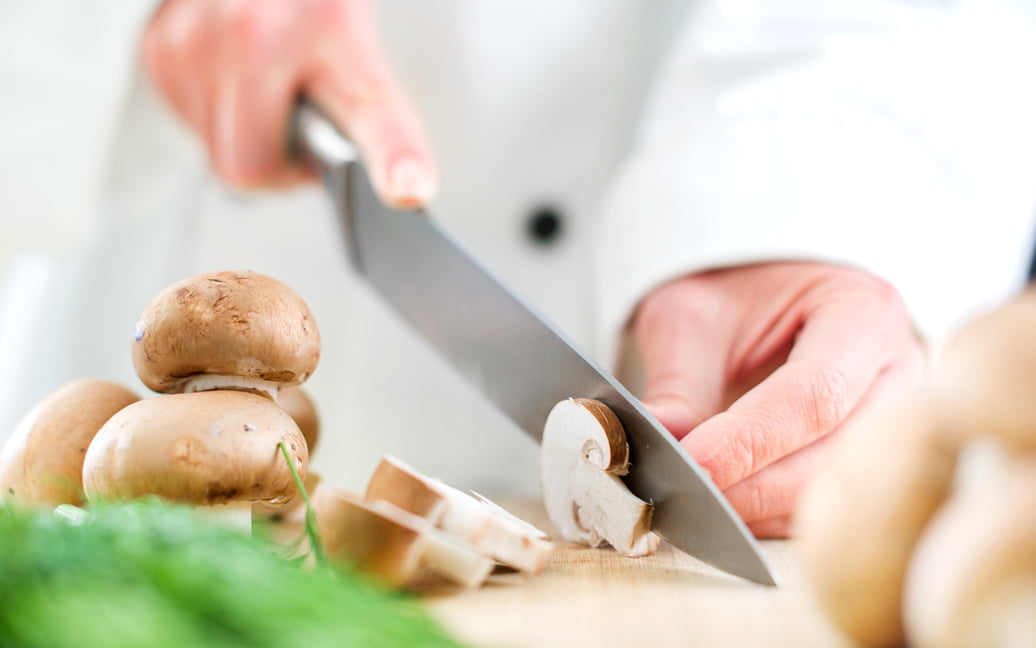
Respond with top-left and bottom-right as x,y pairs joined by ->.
293,101 -> 777,586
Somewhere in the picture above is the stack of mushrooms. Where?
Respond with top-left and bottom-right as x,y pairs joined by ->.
796,290 -> 1036,648
0,269 -> 560,591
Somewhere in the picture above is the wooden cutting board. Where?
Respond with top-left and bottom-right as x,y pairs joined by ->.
424,499 -> 854,648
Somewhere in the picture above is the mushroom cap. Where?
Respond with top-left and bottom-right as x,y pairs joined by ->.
795,399 -> 957,647
132,271 -> 321,393
82,390 -> 307,506
930,289 -> 1036,448
253,471 -> 322,521
0,379 -> 139,508
278,386 -> 319,456
905,454 -> 1036,648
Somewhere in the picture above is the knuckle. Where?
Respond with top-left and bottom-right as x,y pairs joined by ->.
805,363 -> 852,433
634,277 -> 719,334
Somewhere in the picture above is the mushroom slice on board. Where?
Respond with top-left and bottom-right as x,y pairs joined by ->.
541,398 -> 661,557
131,271 -> 321,400
905,454 -> 1036,648
82,390 -> 308,532
313,485 -> 494,589
0,379 -> 139,508
366,455 -> 554,573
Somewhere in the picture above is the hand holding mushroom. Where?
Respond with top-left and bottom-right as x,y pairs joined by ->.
797,289 -> 1036,648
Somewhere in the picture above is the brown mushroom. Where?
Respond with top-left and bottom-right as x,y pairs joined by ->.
0,379 -> 139,508
797,289 -> 1036,646
540,398 -> 660,557
367,455 -> 554,573
131,271 -> 320,399
904,454 -> 1036,648
277,386 -> 319,455
795,399 -> 957,647
312,485 -> 494,589
928,289 -> 1036,449
82,390 -> 308,531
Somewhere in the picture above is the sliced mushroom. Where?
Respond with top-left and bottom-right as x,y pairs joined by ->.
312,485 -> 494,589
795,400 -> 957,647
82,390 -> 308,531
0,379 -> 139,508
366,455 -> 554,573
541,398 -> 660,557
905,454 -> 1036,648
131,271 -> 320,400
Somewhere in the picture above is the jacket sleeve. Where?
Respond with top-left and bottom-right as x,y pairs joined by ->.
594,1 -> 1036,369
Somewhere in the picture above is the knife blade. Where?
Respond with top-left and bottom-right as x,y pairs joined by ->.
294,101 -> 777,586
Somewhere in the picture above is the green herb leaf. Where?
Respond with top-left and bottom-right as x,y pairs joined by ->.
0,501 -> 462,648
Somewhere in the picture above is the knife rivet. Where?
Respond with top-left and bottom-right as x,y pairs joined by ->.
526,206 -> 564,246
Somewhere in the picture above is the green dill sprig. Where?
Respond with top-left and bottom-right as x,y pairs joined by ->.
0,501 -> 462,648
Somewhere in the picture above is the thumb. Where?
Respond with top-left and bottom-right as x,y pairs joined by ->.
305,1 -> 437,208
633,282 -> 729,440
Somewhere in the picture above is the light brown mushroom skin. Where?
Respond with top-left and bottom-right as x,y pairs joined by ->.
929,289 -> 1036,448
365,455 -> 448,522
313,486 -> 426,587
0,379 -> 140,508
131,271 -> 321,394
795,400 -> 957,647
254,471 -> 321,521
905,455 -> 1036,648
277,386 -> 319,456
82,390 -> 307,506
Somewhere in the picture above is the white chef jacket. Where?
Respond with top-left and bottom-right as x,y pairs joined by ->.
1,1 -> 1035,496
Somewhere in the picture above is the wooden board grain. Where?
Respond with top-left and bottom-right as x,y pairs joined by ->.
424,499 -> 854,648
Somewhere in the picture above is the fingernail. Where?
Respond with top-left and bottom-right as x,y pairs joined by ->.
388,158 -> 436,207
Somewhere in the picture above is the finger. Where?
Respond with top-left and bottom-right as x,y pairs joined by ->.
747,516 -> 791,539
304,1 -> 436,207
723,354 -> 924,524
141,0 -> 212,131
634,278 -> 731,438
210,23 -> 300,185
724,432 -> 835,525
682,288 -> 913,490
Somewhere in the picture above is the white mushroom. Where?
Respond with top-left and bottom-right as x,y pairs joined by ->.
312,485 -> 494,589
0,379 -> 139,508
904,454 -> 1036,648
82,390 -> 308,531
541,398 -> 660,557
131,271 -> 320,400
366,455 -> 554,573
795,399 -> 957,647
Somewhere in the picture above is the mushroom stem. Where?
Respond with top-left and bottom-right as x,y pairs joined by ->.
420,532 -> 495,588
195,501 -> 255,534
181,375 -> 280,401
